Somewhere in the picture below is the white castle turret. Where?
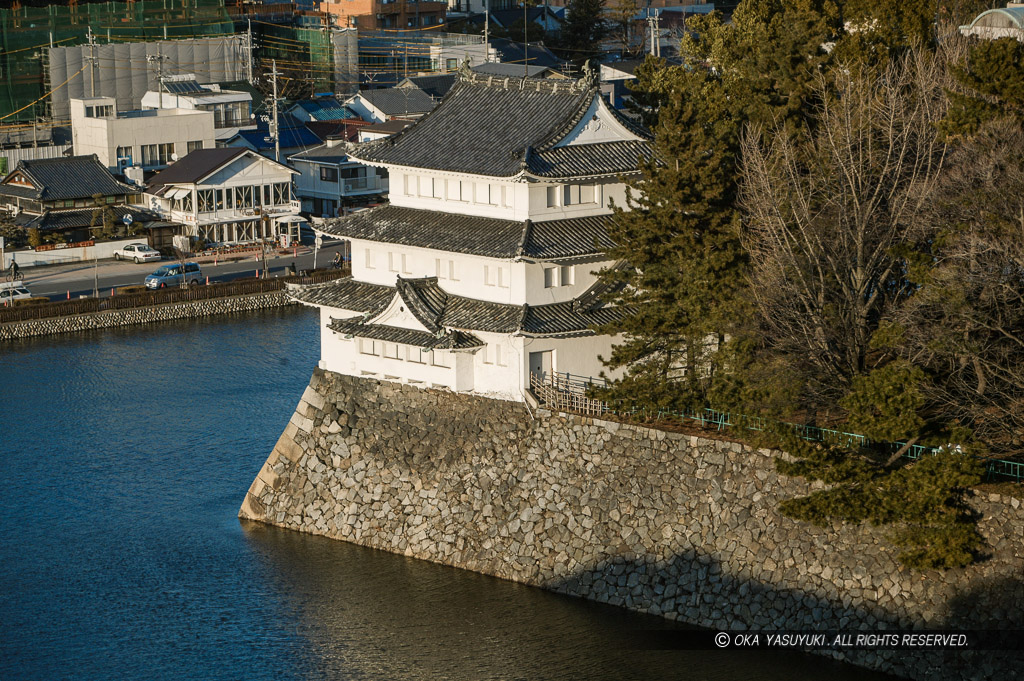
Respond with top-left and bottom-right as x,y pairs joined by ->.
289,72 -> 652,402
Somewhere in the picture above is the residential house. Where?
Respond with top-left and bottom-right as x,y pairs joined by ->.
287,96 -> 359,123
345,88 -> 437,123
143,148 -> 303,245
396,74 -> 458,100
0,155 -> 159,245
289,136 -> 389,218
357,119 -> 414,142
471,62 -> 564,79
306,119 -> 372,145
223,113 -> 323,163
488,37 -> 569,72
140,76 -> 257,142
287,71 -> 652,401
69,97 -> 215,174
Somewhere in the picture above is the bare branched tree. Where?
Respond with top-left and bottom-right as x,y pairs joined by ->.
739,47 -> 955,409
894,118 -> 1024,454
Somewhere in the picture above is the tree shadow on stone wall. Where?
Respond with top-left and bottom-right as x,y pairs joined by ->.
546,549 -> 1024,681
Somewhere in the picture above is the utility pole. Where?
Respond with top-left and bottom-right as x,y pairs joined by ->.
484,0 -> 489,62
246,18 -> 254,85
147,51 -> 168,109
524,0 -> 528,78
647,11 -> 661,58
86,26 -> 96,97
270,59 -> 281,164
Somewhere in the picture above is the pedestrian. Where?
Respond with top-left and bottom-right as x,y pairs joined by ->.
332,251 -> 342,269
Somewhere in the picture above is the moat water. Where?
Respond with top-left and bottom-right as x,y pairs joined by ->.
0,308 -> 890,680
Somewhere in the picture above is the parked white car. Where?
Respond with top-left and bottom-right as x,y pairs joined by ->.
0,281 -> 33,304
113,243 -> 162,263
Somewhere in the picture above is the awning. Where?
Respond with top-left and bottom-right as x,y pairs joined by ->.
168,188 -> 189,200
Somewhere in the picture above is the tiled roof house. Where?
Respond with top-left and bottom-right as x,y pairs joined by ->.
289,71 -> 651,401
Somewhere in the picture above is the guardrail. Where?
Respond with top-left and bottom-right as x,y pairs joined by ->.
0,267 -> 350,324
529,372 -> 1023,483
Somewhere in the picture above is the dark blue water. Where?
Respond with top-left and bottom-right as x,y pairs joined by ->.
0,309 -> 888,680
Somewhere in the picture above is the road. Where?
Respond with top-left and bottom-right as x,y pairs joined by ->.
12,242 -> 348,301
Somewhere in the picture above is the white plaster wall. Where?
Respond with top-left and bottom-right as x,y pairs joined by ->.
471,331 -> 525,401
349,238 -> 522,305
520,333 -> 626,387
385,168 -> 631,223
523,256 -> 611,305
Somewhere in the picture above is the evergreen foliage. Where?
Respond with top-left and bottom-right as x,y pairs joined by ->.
772,429 -> 985,570
596,0 -> 1023,569
556,0 -> 608,67
942,37 -> 1024,137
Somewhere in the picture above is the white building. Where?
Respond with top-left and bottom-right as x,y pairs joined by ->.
289,136 -> 389,218
960,3 -> 1024,41
288,70 -> 652,402
142,147 -> 304,245
140,76 -> 256,142
69,97 -> 215,174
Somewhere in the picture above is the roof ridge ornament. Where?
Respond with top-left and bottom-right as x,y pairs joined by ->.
458,56 -> 473,79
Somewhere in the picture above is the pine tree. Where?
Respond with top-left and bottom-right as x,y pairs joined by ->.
557,0 -> 607,68
942,37 -> 1024,138
595,64 -> 746,410
593,1 -> 838,411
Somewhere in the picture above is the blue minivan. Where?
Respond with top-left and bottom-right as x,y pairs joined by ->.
145,262 -> 203,289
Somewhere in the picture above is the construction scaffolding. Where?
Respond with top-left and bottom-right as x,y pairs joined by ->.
0,0 -> 235,121
256,22 -> 358,96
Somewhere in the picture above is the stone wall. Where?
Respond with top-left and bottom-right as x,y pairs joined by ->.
240,369 -> 1024,680
0,292 -> 293,340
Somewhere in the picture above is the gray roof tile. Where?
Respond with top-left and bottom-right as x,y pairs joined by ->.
351,73 -> 650,178
326,318 -> 483,350
358,88 -> 437,116
0,155 -> 136,202
317,205 -> 614,260
292,275 -> 628,338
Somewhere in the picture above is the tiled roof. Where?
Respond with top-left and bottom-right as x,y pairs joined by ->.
288,143 -> 350,165
360,119 -> 414,136
305,120 -> 369,143
471,63 -> 552,79
490,38 -> 568,71
147,148 -> 247,187
396,276 -> 626,337
357,88 -> 437,116
287,278 -> 393,314
351,73 -> 650,178
14,205 -> 162,233
327,317 -> 484,350
397,74 -> 457,100
232,124 -> 321,151
294,275 -> 628,338
316,205 -> 615,260
526,141 -> 652,179
0,155 -> 135,201
291,98 -> 357,121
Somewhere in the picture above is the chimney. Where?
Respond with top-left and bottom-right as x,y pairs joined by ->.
325,133 -> 345,148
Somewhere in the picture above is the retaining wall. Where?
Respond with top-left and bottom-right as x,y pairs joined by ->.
240,369 -> 1024,680
0,291 -> 293,339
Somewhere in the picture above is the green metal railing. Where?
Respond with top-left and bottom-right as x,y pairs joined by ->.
531,372 -> 1024,483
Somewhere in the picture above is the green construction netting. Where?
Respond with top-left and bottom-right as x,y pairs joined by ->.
0,0 -> 235,121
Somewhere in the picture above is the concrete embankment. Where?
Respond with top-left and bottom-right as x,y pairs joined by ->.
0,291 -> 293,340
240,368 -> 1024,681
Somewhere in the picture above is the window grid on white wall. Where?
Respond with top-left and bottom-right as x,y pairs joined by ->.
365,249 -> 375,269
